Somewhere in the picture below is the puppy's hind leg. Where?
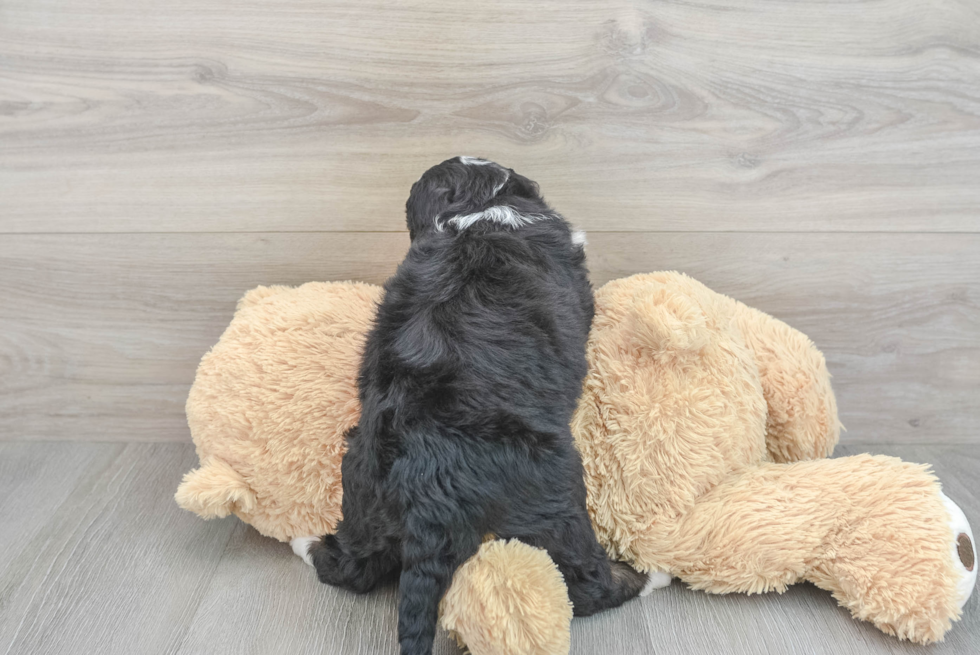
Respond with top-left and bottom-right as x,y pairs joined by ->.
307,426 -> 401,594
548,506 -> 649,617
290,535 -> 319,566
306,481 -> 400,594
309,530 -> 400,594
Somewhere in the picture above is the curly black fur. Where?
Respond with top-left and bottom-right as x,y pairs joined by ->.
310,157 -> 647,654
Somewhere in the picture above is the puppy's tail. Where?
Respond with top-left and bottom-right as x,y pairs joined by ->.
175,457 -> 257,519
397,496 -> 482,654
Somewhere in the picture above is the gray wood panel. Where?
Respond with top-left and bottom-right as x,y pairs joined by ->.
0,442 -> 238,655
2,232 -> 977,444
0,442 -> 976,654
0,442 -> 125,615
2,0 -> 980,233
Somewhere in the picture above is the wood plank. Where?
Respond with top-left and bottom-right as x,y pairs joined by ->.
173,522 -> 406,655
0,442 -> 238,655
1,232 -> 976,443
0,442 -> 131,650
3,0 -> 980,232
0,442 -> 124,597
0,232 -> 409,441
1,442 -> 974,655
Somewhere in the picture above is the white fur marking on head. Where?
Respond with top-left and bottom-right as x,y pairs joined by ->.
290,536 -> 319,567
641,571 -> 672,595
458,156 -> 492,166
445,206 -> 547,231
572,230 -> 587,247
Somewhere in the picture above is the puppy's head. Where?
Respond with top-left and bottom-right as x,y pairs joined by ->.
405,156 -> 544,239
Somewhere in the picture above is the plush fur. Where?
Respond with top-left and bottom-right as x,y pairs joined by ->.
438,539 -> 573,655
306,158 -> 646,654
177,273 -> 977,652
179,281 -> 380,540
572,272 -> 974,643
178,280 -> 579,655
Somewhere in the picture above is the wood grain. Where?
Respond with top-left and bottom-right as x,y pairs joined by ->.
174,523 -> 404,655
0,442 -> 124,590
2,0 -> 980,232
0,442 -> 128,650
0,442 -> 975,654
1,231 -> 976,444
0,442 -> 238,655
2,0 -> 977,651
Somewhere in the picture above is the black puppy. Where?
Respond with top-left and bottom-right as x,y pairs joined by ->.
305,157 -> 648,654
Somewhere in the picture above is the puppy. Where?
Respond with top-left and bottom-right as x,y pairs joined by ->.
307,157 -> 648,654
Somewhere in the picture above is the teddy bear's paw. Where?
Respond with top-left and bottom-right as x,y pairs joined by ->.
290,535 -> 319,567
640,571 -> 672,596
941,492 -> 976,608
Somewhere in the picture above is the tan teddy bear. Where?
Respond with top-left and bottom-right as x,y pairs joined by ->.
177,273 -> 975,653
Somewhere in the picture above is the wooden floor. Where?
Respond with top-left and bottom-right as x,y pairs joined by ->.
0,442 -> 974,655
1,0 -> 978,652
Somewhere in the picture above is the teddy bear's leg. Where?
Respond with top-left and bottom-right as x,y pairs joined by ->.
730,301 -> 841,462
651,455 -> 973,644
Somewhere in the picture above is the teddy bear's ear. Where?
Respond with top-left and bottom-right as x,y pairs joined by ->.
627,285 -> 712,356
175,457 -> 257,519
236,285 -> 289,310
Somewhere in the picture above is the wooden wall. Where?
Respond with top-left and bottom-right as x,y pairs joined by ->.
2,0 -> 978,444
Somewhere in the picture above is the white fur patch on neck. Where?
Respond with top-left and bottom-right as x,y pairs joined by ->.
444,205 -> 546,231
572,230 -> 587,247
458,156 -> 492,166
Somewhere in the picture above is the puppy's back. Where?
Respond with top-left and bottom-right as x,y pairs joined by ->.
363,218 -> 592,434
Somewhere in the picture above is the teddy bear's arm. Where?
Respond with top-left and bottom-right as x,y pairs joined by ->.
651,455 -> 975,644
730,301 -> 841,462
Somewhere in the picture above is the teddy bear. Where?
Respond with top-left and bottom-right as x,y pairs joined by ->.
176,272 -> 976,653
177,280 -> 574,655
573,272 -> 975,644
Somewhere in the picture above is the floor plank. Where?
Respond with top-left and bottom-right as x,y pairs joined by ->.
2,0 -> 979,232
0,440 -> 126,650
0,442 -> 975,654
174,523 -> 404,655
2,232 -> 976,444
0,443 -> 237,655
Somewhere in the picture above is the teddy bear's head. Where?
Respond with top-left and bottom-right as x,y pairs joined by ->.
177,282 -> 382,541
